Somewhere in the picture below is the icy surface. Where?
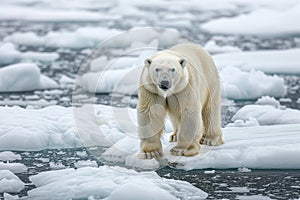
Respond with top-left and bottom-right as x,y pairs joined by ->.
232,105 -> 300,125
214,49 -> 300,74
220,67 -> 287,100
27,166 -> 208,200
0,162 -> 27,173
201,5 -> 300,35
5,27 -> 122,49
0,151 -> 21,162
255,96 -> 281,108
0,105 -> 129,151
0,63 -> 58,92
103,124 -> 300,170
204,40 -> 241,54
0,170 -> 25,193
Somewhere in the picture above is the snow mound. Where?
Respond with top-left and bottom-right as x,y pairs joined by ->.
0,43 -> 59,65
0,63 -> 58,92
0,162 -> 27,173
214,48 -> 300,74
220,67 -> 286,100
0,43 -> 21,65
201,5 -> 300,35
204,40 -> 241,54
0,151 -> 21,162
232,105 -> 300,125
255,96 -> 280,108
0,170 -> 25,193
27,166 -> 208,200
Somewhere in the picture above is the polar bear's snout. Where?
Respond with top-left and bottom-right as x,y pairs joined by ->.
158,72 -> 172,90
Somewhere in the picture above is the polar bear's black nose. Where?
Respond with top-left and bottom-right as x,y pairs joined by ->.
159,80 -> 170,90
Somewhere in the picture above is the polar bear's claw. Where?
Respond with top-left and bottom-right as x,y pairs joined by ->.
138,150 -> 163,159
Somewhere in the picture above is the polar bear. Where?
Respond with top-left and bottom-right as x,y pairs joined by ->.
137,43 -> 224,159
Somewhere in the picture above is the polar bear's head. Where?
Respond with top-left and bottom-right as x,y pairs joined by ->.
144,52 -> 189,97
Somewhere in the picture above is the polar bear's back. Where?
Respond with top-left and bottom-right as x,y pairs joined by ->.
169,43 -> 220,90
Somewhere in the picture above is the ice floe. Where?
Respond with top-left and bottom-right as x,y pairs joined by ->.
26,166 -> 207,200
201,5 -> 300,35
0,170 -> 25,193
0,63 -> 58,92
214,48 -> 300,74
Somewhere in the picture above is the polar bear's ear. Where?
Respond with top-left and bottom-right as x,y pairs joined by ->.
179,58 -> 187,68
144,58 -> 152,68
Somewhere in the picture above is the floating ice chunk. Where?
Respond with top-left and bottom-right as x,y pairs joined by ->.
255,96 -> 280,108
49,162 -> 66,170
0,162 -> 27,173
204,40 -> 241,54
74,160 -> 98,169
232,105 -> 300,125
0,43 -> 21,65
59,75 -> 75,85
237,195 -> 273,200
201,5 -> 300,35
0,63 -> 58,92
238,167 -> 251,173
0,5 -> 120,22
204,170 -> 215,174
27,166 -> 207,200
125,154 -> 160,170
102,136 -> 139,163
0,170 -> 25,193
227,117 -> 260,127
3,192 -> 19,200
220,67 -> 287,100
21,51 -> 59,63
0,151 -> 21,162
214,48 -> 300,74
5,27 -> 122,49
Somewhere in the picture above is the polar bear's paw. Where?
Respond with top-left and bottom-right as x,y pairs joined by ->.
200,135 -> 224,146
170,144 -> 200,157
138,150 -> 163,159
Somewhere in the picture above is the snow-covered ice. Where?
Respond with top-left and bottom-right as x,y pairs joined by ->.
0,42 -> 59,65
0,104 -> 131,151
26,166 -> 208,200
232,105 -> 300,125
0,4 -> 120,22
201,5 -> 300,35
74,160 -> 98,169
0,63 -> 58,92
204,40 -> 241,54
214,48 -> 300,74
0,162 -> 27,173
255,96 -> 281,108
0,170 -> 25,193
0,151 -> 21,162
220,67 -> 286,100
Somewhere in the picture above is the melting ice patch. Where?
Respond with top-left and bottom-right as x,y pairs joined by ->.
26,166 -> 208,200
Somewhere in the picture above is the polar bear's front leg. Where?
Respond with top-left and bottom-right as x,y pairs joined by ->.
170,109 -> 202,157
137,89 -> 166,159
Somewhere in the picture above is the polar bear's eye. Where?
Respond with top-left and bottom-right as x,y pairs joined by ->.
155,68 -> 161,72
170,68 -> 176,72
